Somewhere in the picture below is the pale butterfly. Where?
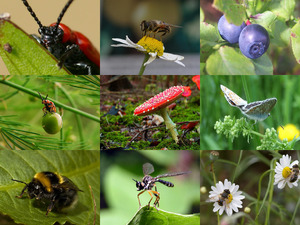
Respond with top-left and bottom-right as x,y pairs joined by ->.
220,85 -> 277,122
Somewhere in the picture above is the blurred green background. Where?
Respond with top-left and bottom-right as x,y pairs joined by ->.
200,75 -> 300,150
100,150 -> 200,225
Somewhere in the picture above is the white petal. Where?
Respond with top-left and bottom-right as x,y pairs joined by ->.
144,54 -> 157,66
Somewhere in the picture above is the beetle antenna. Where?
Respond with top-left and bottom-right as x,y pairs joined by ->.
21,0 -> 44,29
37,92 -> 44,101
54,0 -> 74,32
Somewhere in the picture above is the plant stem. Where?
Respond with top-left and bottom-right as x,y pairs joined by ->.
138,54 -> 150,75
0,79 -> 100,123
265,160 -> 275,225
159,107 -> 179,143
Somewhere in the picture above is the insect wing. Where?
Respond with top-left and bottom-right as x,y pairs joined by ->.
220,85 -> 247,107
143,163 -> 154,175
154,171 -> 191,179
242,98 -> 277,120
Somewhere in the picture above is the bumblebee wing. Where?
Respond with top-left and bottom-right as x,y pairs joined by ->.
57,176 -> 83,192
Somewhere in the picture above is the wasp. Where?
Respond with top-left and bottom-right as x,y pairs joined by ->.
132,162 -> 190,211
140,20 -> 181,40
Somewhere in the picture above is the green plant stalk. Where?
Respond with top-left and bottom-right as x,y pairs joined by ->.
232,150 -> 243,182
210,162 -> 220,225
290,197 -> 300,225
0,79 -> 100,122
159,107 -> 179,143
59,85 -> 84,147
138,54 -> 150,75
265,160 -> 276,225
255,169 -> 271,222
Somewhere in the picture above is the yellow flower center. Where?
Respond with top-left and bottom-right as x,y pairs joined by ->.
225,194 -> 233,204
137,36 -> 164,57
277,124 -> 300,141
282,166 -> 292,178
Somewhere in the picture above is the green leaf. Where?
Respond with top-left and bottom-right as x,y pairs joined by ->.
271,19 -> 291,47
200,8 -> 204,22
206,46 -> 256,75
213,0 -> 246,25
0,151 -> 100,225
291,21 -> 300,64
268,0 -> 295,21
200,22 -> 220,62
252,54 -> 273,75
251,11 -> 277,29
0,20 -> 71,75
127,207 -> 200,225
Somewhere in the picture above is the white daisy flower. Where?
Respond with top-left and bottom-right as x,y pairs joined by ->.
111,36 -> 185,67
274,154 -> 299,189
208,179 -> 245,216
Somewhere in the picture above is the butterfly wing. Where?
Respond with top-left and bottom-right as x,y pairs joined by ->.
242,98 -> 277,121
220,85 -> 247,107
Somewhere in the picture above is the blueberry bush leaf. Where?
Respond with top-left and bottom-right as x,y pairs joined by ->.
213,0 -> 246,25
0,151 -> 100,225
206,46 -> 256,75
291,20 -> 300,64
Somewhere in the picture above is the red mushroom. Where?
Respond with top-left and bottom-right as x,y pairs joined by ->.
134,86 -> 185,143
192,75 -> 200,90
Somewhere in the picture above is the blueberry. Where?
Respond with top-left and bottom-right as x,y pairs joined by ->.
239,24 -> 270,59
217,15 -> 246,44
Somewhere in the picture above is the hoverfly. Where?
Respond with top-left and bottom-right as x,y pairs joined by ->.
132,162 -> 190,211
140,20 -> 181,40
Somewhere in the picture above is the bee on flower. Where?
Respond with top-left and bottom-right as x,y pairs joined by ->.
274,154 -> 299,189
208,179 -> 245,216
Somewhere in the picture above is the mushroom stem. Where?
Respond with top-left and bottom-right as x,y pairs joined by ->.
160,107 -> 179,143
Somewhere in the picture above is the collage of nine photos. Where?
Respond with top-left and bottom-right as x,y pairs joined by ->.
0,0 -> 299,225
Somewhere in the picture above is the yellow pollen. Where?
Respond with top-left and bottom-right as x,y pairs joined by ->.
282,166 -> 292,178
137,36 -> 164,57
226,194 -> 233,204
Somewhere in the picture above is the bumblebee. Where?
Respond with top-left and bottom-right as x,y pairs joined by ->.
140,20 -> 181,39
12,171 -> 82,215
290,164 -> 299,183
217,189 -> 231,206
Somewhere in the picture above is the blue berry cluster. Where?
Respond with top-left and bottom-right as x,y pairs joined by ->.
218,15 -> 269,59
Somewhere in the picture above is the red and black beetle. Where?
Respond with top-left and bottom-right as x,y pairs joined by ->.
21,0 -> 100,75
38,92 -> 56,116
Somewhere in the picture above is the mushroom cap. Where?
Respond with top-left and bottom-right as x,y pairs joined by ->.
134,86 -> 185,116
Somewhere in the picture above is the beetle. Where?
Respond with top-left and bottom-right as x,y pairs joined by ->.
38,92 -> 56,116
21,0 -> 100,75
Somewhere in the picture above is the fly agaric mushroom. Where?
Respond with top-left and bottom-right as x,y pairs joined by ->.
134,86 -> 185,143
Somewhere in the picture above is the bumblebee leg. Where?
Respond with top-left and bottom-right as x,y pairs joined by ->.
137,190 -> 145,209
46,200 -> 55,216
15,186 -> 28,199
147,190 -> 154,209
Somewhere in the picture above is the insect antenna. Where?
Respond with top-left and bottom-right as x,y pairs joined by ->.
21,0 -> 44,29
54,0 -> 74,32
11,179 -> 28,186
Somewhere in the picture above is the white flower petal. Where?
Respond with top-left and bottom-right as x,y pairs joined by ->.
144,54 -> 157,66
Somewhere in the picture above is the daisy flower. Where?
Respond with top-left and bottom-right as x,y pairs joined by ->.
111,36 -> 185,74
208,179 -> 245,216
274,154 -> 299,189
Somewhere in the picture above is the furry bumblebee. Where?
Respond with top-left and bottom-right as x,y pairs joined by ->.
12,171 -> 82,215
